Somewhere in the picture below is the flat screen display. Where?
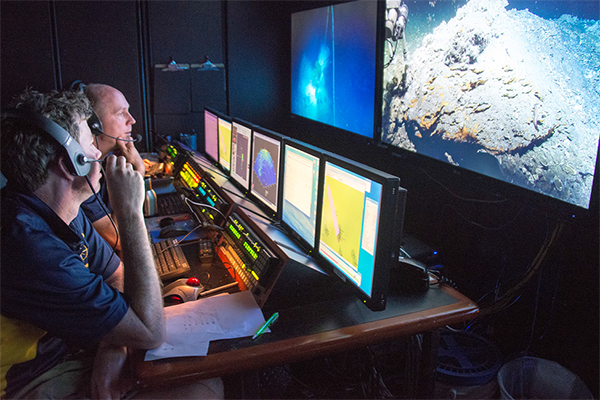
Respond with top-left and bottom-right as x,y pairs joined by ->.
204,108 -> 219,162
318,160 -> 383,299
381,0 -> 599,209
291,0 -> 378,138
218,117 -> 232,173
231,120 -> 253,191
282,142 -> 321,248
250,130 -> 282,213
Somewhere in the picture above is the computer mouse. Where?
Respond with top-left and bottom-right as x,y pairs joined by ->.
158,225 -> 190,238
159,217 -> 174,228
162,278 -> 204,303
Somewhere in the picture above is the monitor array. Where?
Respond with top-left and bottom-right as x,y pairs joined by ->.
203,107 -> 407,311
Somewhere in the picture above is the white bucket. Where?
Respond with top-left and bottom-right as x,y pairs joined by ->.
497,357 -> 592,400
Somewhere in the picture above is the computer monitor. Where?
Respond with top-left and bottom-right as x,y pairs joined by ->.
380,0 -> 599,212
217,115 -> 232,173
317,154 -> 407,311
230,118 -> 253,193
291,0 -> 380,139
203,107 -> 219,162
281,139 -> 323,252
250,127 -> 285,218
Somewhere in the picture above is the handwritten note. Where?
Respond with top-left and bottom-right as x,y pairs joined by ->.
145,290 -> 267,361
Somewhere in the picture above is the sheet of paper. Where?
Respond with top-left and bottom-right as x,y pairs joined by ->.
145,290 -> 267,361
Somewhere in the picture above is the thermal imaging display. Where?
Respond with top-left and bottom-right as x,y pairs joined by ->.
204,108 -> 219,162
318,160 -> 383,296
251,130 -> 282,212
231,120 -> 252,191
282,142 -> 320,248
291,0 -> 378,138
218,117 -> 232,172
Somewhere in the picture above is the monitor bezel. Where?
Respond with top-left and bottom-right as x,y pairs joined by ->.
249,126 -> 286,220
230,118 -> 255,195
280,138 -> 325,254
315,152 -> 407,311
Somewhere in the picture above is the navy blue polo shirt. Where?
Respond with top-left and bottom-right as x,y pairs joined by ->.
81,175 -> 112,223
0,189 -> 128,397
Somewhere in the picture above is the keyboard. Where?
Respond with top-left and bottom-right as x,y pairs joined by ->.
152,238 -> 191,281
157,193 -> 187,216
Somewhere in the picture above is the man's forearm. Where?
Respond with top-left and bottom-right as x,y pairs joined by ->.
117,212 -> 164,338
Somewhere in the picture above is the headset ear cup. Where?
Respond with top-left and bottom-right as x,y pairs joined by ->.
3,110 -> 91,177
64,140 -> 91,177
88,110 -> 104,136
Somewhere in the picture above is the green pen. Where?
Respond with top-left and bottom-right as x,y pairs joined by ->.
252,312 -> 279,340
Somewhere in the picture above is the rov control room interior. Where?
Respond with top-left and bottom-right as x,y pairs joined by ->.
1,0 -> 598,399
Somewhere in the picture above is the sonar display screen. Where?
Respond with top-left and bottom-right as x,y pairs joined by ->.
282,144 -> 320,248
218,117 -> 232,172
251,131 -> 281,212
231,121 -> 252,190
318,160 -> 382,297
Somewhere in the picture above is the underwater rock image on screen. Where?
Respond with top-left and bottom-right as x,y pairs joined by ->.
382,0 -> 600,209
291,0 -> 378,138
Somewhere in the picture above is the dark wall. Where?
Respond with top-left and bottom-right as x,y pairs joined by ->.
55,1 -> 145,144
227,1 -> 294,127
0,0 -> 227,151
1,1 -> 56,105
0,0 -> 148,148
148,1 -> 226,141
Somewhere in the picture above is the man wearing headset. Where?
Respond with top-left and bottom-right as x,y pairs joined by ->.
80,83 -> 145,255
0,89 -> 223,399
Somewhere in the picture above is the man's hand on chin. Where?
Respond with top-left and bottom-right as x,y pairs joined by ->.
104,155 -> 145,221
114,139 -> 145,175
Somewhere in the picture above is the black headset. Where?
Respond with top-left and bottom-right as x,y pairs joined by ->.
2,110 -> 98,176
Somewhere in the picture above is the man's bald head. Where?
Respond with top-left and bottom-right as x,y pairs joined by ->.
85,84 -> 117,119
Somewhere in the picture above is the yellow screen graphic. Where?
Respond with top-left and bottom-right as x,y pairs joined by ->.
320,176 -> 364,270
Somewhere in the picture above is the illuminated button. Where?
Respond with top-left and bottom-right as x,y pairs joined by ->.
186,277 -> 201,287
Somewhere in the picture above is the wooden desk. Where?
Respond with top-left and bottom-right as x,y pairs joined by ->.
132,283 -> 478,394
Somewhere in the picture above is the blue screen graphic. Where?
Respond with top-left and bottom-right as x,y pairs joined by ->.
291,0 -> 377,138
251,131 -> 281,211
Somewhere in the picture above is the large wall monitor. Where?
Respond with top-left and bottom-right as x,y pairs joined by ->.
281,139 -> 323,252
250,128 -> 284,218
230,118 -> 253,193
317,154 -> 406,311
217,116 -> 233,173
291,0 -> 380,139
203,107 -> 219,163
380,0 -> 599,210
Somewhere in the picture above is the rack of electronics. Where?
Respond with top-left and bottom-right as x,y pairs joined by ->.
152,141 -> 290,309
198,107 -> 408,311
